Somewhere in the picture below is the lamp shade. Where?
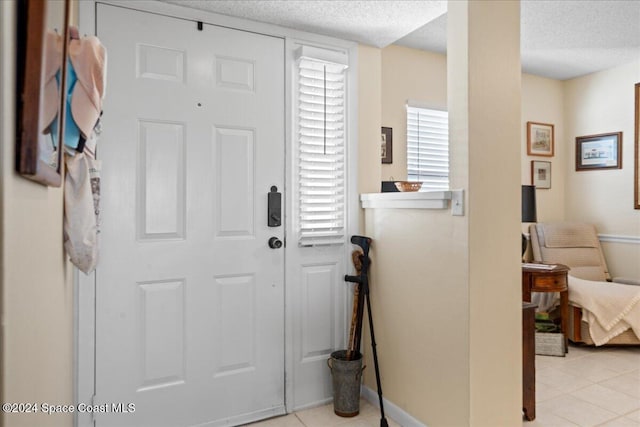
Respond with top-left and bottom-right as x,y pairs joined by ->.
522,185 -> 537,223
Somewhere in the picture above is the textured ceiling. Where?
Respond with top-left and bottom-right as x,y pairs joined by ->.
165,0 -> 447,48
397,0 -> 640,80
163,0 -> 640,81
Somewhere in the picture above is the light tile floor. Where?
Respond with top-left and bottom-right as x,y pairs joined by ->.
245,399 -> 400,427
525,343 -> 640,427
246,344 -> 639,427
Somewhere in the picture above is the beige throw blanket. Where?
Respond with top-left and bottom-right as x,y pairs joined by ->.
569,275 -> 640,346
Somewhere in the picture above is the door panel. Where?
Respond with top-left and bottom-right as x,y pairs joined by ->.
138,120 -> 186,239
96,4 -> 285,426
215,127 -> 255,237
138,279 -> 186,390
301,264 -> 337,360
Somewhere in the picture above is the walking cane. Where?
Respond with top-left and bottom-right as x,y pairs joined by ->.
346,250 -> 363,361
345,235 -> 389,427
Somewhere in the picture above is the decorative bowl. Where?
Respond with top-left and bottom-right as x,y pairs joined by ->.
394,181 -> 422,192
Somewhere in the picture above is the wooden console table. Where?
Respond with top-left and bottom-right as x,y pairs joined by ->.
522,263 -> 570,352
522,302 -> 537,421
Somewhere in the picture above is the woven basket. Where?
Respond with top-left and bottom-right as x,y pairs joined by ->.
394,181 -> 422,192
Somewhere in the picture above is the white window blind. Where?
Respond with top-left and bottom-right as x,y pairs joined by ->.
406,105 -> 449,191
296,47 -> 348,246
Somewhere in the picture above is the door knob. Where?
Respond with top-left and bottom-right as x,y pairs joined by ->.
268,237 -> 283,249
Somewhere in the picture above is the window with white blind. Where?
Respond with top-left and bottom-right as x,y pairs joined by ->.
296,46 -> 348,247
406,105 -> 449,191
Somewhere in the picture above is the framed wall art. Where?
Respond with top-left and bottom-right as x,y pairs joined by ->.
527,121 -> 554,157
635,82 -> 639,209
381,126 -> 392,164
16,0 -> 70,186
575,132 -> 622,171
531,160 -> 551,189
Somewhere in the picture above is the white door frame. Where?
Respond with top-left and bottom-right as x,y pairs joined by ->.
75,2 -> 359,426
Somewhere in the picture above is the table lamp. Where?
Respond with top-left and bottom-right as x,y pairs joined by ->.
522,185 -> 537,256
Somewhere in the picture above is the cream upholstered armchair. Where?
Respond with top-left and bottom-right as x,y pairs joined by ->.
529,222 -> 640,345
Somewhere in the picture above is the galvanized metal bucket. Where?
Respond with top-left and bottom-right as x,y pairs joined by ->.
327,350 -> 365,417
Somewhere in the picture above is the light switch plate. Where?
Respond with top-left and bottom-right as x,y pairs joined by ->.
451,189 -> 464,216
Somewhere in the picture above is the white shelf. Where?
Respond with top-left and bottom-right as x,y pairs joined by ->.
360,191 -> 452,209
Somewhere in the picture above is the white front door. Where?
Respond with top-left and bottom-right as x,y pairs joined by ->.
95,4 -> 285,426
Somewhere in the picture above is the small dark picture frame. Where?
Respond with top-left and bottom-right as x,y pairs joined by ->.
381,127 -> 392,164
531,160 -> 551,189
634,82 -> 639,209
575,132 -> 622,171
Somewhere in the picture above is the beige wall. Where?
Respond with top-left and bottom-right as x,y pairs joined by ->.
378,41 -> 640,281
362,43 -> 470,425
357,45 -> 382,232
380,46 -> 447,182
462,2 -> 522,424
522,74 -> 565,222
1,2 -> 74,427
360,2 -> 522,425
564,60 -> 640,279
363,207 -> 471,425
379,48 -> 567,226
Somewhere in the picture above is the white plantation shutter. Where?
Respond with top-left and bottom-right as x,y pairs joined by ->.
406,105 -> 449,190
296,47 -> 348,246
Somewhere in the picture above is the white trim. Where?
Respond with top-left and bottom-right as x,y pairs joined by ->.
76,5 -> 99,427
286,35 -> 354,411
204,405 -> 286,427
346,46 -> 359,241
406,99 -> 447,111
75,270 -> 96,427
361,386 -> 428,427
598,234 -> 640,245
289,397 -> 333,412
284,35 -> 295,415
295,45 -> 349,67
360,191 -> 452,209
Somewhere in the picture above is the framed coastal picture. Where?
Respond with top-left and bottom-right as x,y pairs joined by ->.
575,132 -> 622,171
531,160 -> 551,189
527,122 -> 554,157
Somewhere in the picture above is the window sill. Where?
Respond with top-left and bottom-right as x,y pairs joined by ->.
360,191 -> 452,209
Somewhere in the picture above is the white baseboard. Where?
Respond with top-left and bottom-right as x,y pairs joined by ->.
361,386 -> 427,427
291,397 -> 333,413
